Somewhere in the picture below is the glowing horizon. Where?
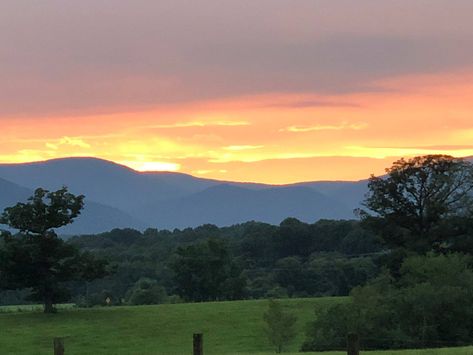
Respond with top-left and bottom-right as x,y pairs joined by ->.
1,1 -> 473,184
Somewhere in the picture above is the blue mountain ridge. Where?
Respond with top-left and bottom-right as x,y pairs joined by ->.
0,157 -> 369,234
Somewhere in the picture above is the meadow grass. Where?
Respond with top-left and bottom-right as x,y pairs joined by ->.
0,297 -> 471,354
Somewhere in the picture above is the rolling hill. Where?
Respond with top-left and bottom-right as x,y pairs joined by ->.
146,184 -> 354,229
0,157 -> 368,234
0,177 -> 32,211
0,174 -> 145,234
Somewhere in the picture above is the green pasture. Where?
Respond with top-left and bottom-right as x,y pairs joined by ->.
0,298 -> 471,354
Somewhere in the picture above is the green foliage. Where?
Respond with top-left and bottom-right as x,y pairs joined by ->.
360,155 -> 473,254
0,187 -> 84,234
263,299 -> 297,353
126,278 -> 167,305
0,188 -> 108,313
302,253 -> 473,351
274,254 -> 377,297
170,238 -> 246,301
41,219 -> 383,307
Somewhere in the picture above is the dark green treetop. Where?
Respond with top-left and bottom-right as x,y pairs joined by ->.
360,155 -> 473,253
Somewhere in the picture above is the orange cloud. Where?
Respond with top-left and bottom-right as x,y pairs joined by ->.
148,120 -> 250,129
1,69 -> 473,183
223,145 -> 264,151
281,122 -> 368,132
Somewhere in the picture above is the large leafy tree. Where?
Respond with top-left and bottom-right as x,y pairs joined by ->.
0,187 -> 108,313
359,155 -> 473,254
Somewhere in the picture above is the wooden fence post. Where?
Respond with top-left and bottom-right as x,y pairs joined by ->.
347,332 -> 359,355
53,337 -> 65,355
193,333 -> 203,355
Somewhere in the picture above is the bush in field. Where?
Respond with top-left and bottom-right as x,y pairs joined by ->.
126,278 -> 167,305
263,299 -> 297,353
301,253 -> 473,351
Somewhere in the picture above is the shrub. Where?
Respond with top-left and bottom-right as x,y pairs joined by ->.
302,253 -> 473,351
126,278 -> 167,305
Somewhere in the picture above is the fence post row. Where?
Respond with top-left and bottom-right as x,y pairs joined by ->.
50,331 -> 358,354
193,333 -> 203,355
53,337 -> 65,355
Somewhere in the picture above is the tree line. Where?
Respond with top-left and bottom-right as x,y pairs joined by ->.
67,218 -> 381,306
0,191 -> 382,309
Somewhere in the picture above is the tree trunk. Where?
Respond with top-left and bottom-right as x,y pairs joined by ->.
44,296 -> 56,313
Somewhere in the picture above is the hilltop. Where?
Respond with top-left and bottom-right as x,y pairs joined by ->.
0,157 -> 367,233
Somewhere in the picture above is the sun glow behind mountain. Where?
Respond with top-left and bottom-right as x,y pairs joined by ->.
122,161 -> 181,172
1,1 -> 473,183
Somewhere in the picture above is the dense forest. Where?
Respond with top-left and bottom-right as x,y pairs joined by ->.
1,218 -> 382,306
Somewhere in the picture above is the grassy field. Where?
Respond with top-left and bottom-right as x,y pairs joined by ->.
0,298 -> 472,355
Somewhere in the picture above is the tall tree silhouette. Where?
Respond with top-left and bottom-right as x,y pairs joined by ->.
0,187 -> 108,313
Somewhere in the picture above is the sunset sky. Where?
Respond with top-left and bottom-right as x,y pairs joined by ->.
1,0 -> 473,184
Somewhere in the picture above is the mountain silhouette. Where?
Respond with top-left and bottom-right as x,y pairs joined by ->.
0,158 -> 367,234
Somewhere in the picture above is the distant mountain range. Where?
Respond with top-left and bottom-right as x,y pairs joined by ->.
0,157 -> 369,234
